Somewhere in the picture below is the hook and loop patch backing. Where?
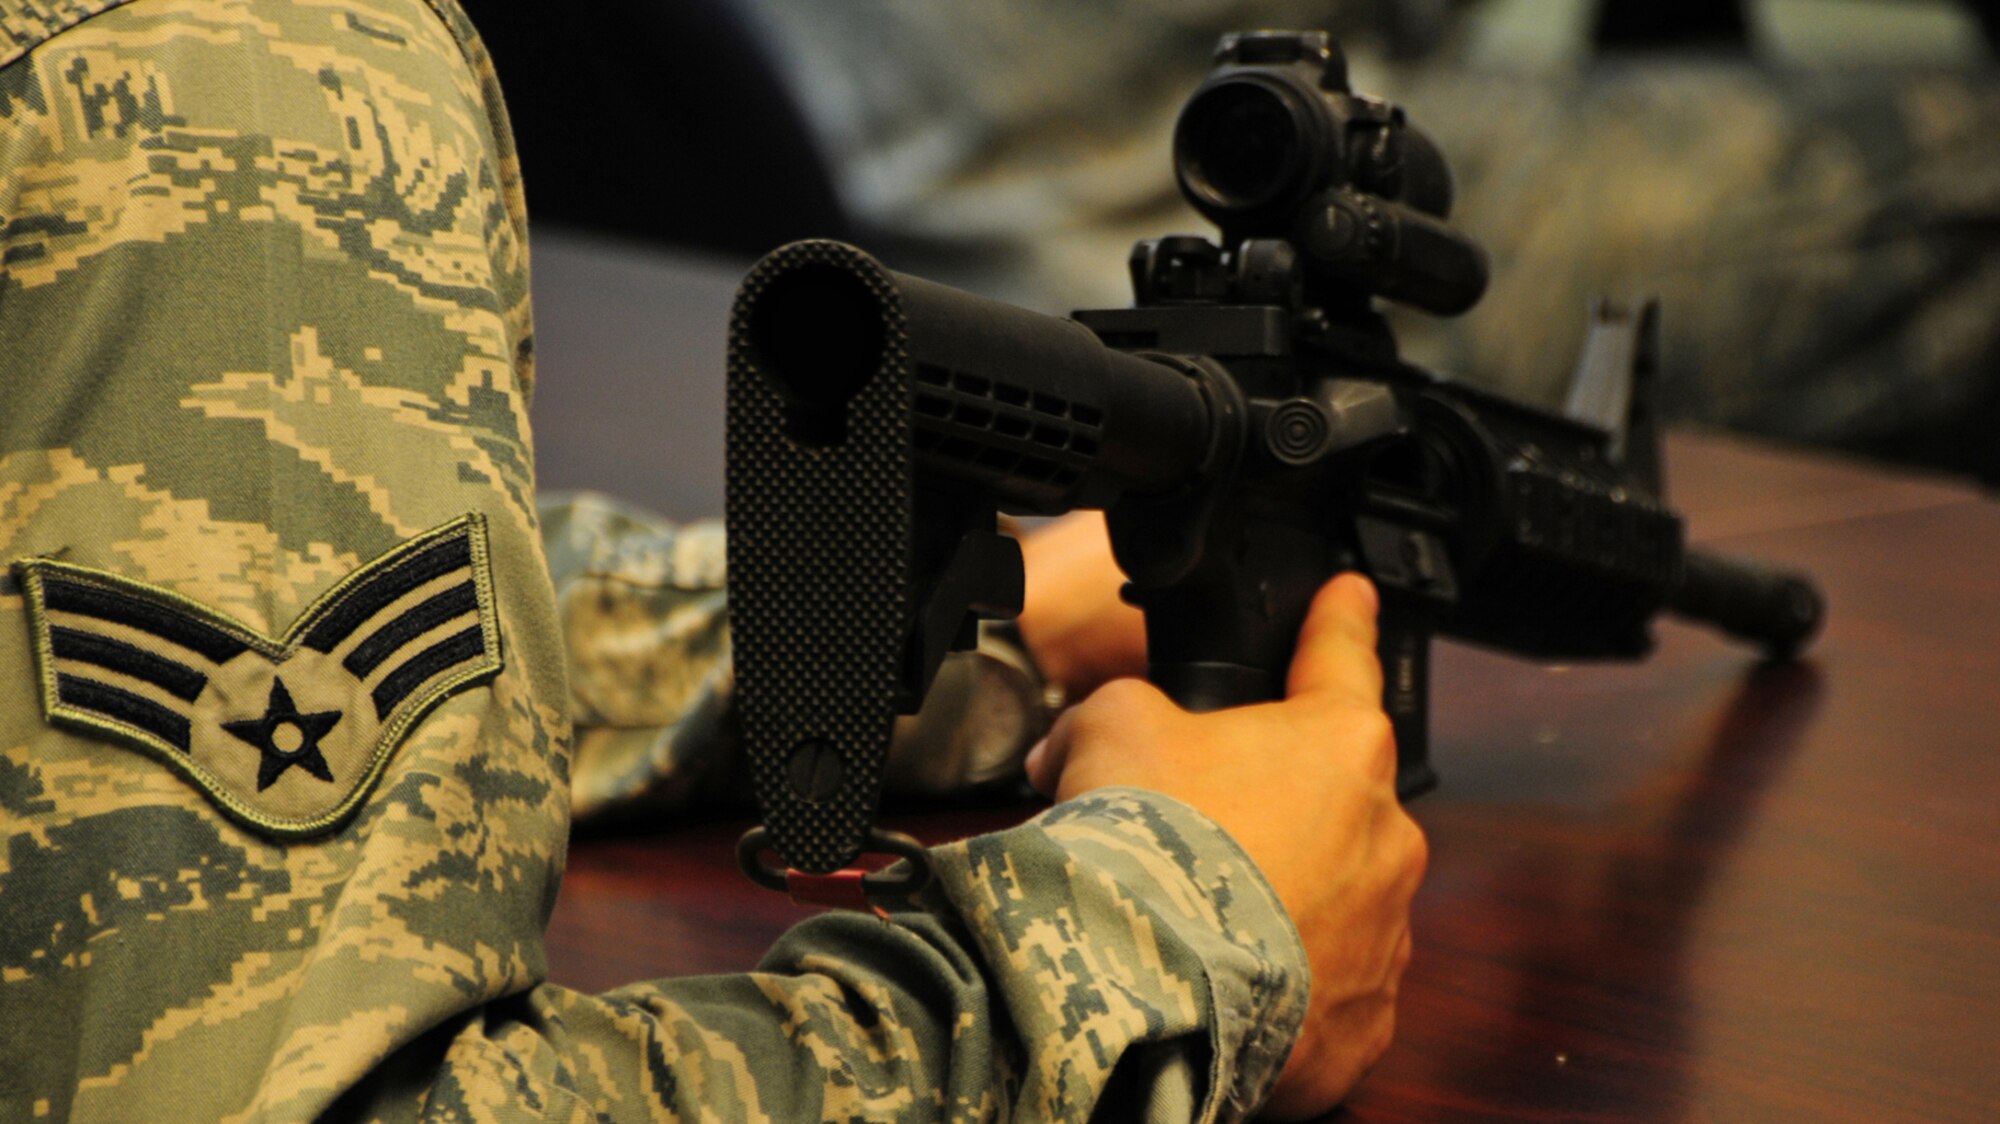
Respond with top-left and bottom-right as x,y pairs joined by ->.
13,514 -> 502,838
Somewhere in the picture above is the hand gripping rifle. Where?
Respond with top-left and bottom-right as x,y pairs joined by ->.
725,31 -> 1823,905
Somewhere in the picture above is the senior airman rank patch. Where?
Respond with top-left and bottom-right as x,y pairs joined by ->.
13,514 -> 502,838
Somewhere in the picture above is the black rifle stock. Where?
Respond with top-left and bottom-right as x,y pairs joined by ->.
725,32 -> 1824,889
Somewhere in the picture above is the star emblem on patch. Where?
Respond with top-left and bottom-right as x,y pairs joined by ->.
224,678 -> 342,791
13,514 -> 502,837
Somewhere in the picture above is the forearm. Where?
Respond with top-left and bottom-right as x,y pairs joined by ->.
340,788 -> 1307,1123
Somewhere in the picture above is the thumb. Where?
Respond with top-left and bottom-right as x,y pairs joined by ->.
1285,572 -> 1385,707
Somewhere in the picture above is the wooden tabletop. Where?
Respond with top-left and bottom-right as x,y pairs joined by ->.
542,429 -> 2000,1122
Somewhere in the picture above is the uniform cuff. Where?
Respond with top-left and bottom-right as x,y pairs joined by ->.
926,786 -> 1310,1122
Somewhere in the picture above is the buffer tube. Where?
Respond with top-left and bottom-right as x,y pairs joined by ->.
736,240 -> 1218,514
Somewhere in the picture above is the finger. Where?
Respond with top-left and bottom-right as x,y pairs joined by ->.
1018,511 -> 1147,697
1020,512 -> 1126,616
1020,510 -> 1114,571
1023,708 -> 1078,798
1286,571 -> 1385,705
1025,678 -> 1178,801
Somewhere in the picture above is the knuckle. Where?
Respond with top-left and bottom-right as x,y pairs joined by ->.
1393,933 -> 1414,977
1400,813 -> 1430,879
1368,1006 -> 1398,1066
1071,678 -> 1169,740
1354,707 -> 1395,748
1088,676 -> 1167,715
1349,709 -> 1397,776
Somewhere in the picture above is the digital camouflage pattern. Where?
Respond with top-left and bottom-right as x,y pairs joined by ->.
0,1 -> 1309,1120
539,494 -> 742,825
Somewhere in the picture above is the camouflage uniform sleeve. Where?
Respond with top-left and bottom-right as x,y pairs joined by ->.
0,0 -> 566,1119
0,2 -> 1308,1120
339,787 -> 1309,1123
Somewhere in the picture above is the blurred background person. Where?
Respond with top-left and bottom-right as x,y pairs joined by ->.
482,0 -> 2000,490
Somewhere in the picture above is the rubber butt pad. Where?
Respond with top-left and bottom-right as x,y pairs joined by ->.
725,241 -> 910,874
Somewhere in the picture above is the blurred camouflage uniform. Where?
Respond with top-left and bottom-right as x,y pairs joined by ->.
1389,59 -> 2000,486
0,1 -> 1308,1120
737,0 -> 2000,483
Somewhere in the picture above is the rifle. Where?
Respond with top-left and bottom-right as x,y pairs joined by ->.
724,31 -> 1823,901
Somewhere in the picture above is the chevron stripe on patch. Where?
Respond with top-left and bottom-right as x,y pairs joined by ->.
13,514 -> 502,837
